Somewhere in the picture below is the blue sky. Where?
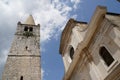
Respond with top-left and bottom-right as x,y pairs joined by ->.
41,0 -> 120,80
0,0 -> 120,80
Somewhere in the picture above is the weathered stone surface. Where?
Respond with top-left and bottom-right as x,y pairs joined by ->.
60,6 -> 120,80
2,15 -> 41,80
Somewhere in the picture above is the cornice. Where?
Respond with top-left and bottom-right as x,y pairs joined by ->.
63,5 -> 107,80
59,19 -> 75,56
59,19 -> 87,56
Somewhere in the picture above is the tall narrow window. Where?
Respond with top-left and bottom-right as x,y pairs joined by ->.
20,76 -> 23,80
25,46 -> 28,50
99,47 -> 114,66
70,47 -> 74,60
24,26 -> 28,31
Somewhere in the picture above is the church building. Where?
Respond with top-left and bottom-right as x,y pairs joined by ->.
59,6 -> 120,80
2,15 -> 41,80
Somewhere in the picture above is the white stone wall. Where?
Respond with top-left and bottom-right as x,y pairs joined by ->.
89,18 -> 120,80
62,23 -> 87,72
70,53 -> 92,80
62,16 -> 120,80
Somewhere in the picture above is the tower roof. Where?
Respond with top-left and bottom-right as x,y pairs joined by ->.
24,15 -> 35,25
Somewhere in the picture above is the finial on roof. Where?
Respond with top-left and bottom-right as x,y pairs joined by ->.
24,15 -> 35,25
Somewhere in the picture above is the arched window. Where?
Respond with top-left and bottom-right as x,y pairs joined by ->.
29,27 -> 33,32
70,47 -> 74,60
99,47 -> 114,66
24,26 -> 28,31
20,76 -> 23,80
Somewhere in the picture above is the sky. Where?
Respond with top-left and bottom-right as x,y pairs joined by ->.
0,0 -> 120,80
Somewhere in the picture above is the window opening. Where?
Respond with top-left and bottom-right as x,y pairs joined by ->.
29,27 -> 33,32
20,76 -> 23,80
70,47 -> 74,59
25,46 -> 28,50
99,46 -> 114,66
24,26 -> 28,31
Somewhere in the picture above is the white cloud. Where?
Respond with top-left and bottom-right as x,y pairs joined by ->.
41,68 -> 45,80
0,49 -> 9,79
71,14 -> 77,19
0,0 -> 82,79
71,0 -> 81,9
0,49 -> 9,65
0,0 -> 82,44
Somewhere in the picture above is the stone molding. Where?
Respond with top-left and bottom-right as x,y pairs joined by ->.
63,5 -> 107,80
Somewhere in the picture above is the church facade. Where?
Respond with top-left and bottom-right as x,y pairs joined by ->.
59,6 -> 120,80
2,15 -> 41,80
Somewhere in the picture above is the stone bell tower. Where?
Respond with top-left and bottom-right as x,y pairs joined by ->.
2,15 -> 41,80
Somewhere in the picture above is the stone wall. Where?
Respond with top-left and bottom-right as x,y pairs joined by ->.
2,23 -> 41,80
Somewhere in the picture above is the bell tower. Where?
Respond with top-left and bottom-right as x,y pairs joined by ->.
2,15 -> 41,80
